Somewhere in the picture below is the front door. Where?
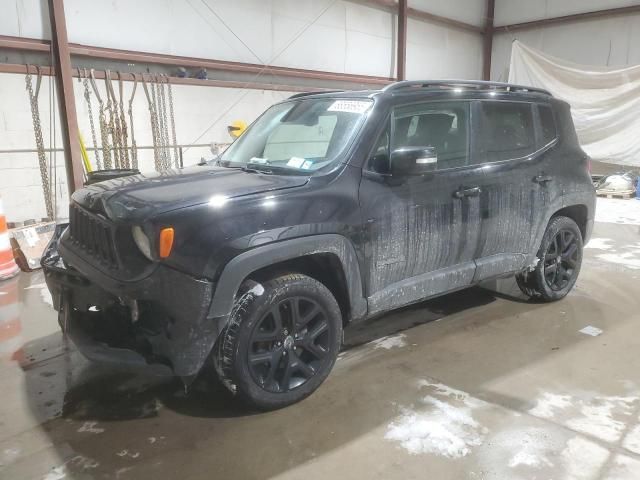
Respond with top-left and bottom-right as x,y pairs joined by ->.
359,100 -> 484,315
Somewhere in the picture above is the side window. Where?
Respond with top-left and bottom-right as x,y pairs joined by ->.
368,124 -> 391,174
475,101 -> 536,163
538,104 -> 557,146
392,102 -> 469,170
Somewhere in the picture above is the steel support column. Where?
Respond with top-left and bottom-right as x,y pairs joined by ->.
49,0 -> 84,193
397,0 -> 408,80
482,0 -> 495,80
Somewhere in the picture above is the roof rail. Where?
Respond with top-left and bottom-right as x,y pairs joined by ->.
288,90 -> 344,99
383,79 -> 551,96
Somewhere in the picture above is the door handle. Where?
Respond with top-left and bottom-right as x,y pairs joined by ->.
454,186 -> 482,199
534,174 -> 553,184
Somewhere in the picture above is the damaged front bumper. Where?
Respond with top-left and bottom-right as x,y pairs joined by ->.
41,224 -> 225,377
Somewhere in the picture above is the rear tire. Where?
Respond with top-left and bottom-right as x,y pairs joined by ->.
516,216 -> 583,302
214,273 -> 342,410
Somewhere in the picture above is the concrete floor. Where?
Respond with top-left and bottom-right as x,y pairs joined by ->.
1,200 -> 640,480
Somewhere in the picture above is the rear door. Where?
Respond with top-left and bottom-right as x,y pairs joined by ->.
472,100 -> 555,281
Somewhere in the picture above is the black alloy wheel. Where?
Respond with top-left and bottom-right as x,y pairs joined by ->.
248,296 -> 331,393
543,229 -> 580,291
214,273 -> 342,410
515,215 -> 583,302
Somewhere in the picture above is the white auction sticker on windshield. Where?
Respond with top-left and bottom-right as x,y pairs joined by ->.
328,100 -> 371,114
287,157 -> 305,168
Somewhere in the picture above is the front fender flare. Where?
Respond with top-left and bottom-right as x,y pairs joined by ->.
208,234 -> 367,321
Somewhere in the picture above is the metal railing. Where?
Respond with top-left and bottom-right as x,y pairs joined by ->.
0,143 -> 232,168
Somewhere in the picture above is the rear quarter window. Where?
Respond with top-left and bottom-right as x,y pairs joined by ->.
537,104 -> 557,146
475,101 -> 536,164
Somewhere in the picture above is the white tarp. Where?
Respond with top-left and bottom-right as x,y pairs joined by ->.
508,40 -> 640,167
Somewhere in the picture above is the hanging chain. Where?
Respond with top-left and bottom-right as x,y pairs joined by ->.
164,74 -> 179,168
90,70 -> 112,168
117,73 -> 130,168
155,76 -> 169,169
105,71 -> 122,168
81,68 -> 101,169
142,75 -> 161,171
128,74 -> 138,169
25,65 -> 54,219
160,76 -> 172,168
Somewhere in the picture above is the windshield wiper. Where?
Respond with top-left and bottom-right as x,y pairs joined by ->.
242,165 -> 273,174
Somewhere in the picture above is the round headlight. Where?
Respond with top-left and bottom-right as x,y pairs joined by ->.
132,226 -> 153,260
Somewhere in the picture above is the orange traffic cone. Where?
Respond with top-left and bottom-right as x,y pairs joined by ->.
0,275 -> 22,360
0,196 -> 20,280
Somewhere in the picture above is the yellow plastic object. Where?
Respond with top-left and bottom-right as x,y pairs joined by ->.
79,131 -> 92,173
227,120 -> 247,139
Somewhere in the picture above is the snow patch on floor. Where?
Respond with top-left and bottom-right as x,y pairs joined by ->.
39,287 -> 53,307
585,237 -> 615,250
596,252 -> 640,269
596,198 -> 640,225
622,423 -> 640,455
529,391 -> 639,444
529,392 -> 573,418
24,282 -> 53,306
371,333 -> 407,350
566,396 -> 636,443
385,380 -> 487,458
478,426 -> 561,477
77,421 -> 104,434
561,436 -> 610,480
42,466 -> 66,480
606,454 -> 640,480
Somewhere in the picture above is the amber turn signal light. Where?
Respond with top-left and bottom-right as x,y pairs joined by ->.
159,227 -> 174,258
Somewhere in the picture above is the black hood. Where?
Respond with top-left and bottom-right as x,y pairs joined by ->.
72,165 -> 309,222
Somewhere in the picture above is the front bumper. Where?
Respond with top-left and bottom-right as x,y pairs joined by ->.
42,224 -> 225,377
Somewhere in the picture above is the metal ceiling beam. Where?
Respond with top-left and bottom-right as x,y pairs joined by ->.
0,35 -> 50,52
494,5 -> 640,32
397,0 -> 408,80
406,6 -> 484,33
482,0 -> 495,80
0,35 -> 394,86
349,0 -> 483,33
49,0 -> 84,193
0,62 -> 332,93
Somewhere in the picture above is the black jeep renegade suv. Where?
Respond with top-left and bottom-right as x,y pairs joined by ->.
43,80 -> 596,409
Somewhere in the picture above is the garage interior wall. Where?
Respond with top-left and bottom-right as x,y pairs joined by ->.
0,0 -> 485,222
490,0 -> 640,81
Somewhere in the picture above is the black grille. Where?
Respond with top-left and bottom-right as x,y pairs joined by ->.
69,204 -> 118,268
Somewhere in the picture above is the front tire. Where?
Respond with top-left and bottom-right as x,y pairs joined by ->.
215,273 -> 342,410
516,216 -> 583,302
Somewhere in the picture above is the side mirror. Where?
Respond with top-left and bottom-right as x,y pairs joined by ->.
390,146 -> 438,176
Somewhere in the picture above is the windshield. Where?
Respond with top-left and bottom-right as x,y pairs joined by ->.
219,98 -> 372,173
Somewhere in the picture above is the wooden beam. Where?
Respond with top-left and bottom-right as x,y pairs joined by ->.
482,0 -> 495,80
494,5 -> 640,32
49,0 -> 84,193
397,0 -> 408,80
